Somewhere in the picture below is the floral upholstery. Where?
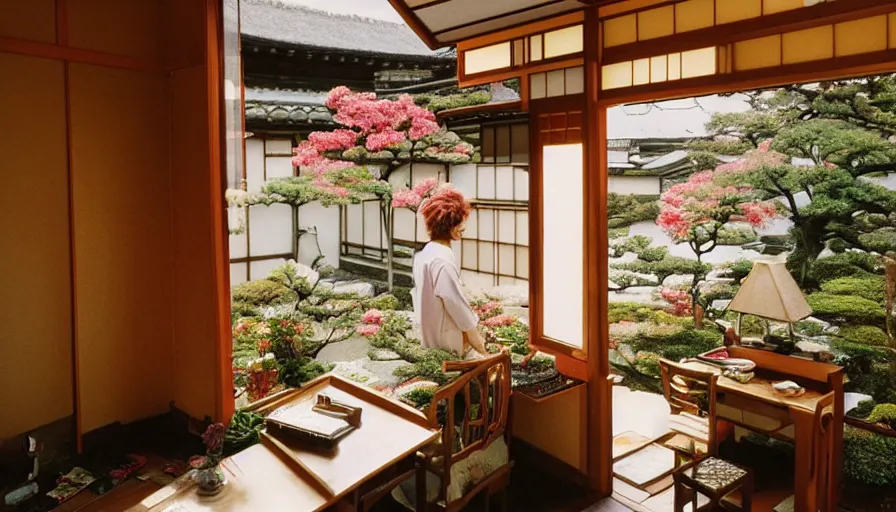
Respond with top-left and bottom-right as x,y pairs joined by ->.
391,436 -> 509,508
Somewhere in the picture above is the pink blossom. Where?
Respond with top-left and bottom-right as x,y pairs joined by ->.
482,314 -> 516,327
392,189 -> 423,209
660,288 -> 692,317
361,309 -> 384,325
356,324 -> 380,337
308,129 -> 357,152
365,128 -> 407,151
412,178 -> 438,198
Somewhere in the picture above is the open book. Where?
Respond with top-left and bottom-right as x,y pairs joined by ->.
265,395 -> 360,446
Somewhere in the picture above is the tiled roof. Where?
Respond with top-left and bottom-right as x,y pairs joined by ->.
240,0 -> 454,58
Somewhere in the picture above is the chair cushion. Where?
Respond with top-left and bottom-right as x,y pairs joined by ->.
391,436 -> 510,508
681,457 -> 748,492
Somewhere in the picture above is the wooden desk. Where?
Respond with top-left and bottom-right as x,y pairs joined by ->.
132,375 -> 440,512
682,346 -> 844,512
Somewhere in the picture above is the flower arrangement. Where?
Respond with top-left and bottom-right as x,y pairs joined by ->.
190,423 -> 228,494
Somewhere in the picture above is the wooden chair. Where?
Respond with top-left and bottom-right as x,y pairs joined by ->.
390,351 -> 514,511
659,360 -> 753,511
659,359 -> 719,458
673,458 -> 754,512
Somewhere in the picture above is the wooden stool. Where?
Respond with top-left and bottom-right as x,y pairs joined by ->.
673,457 -> 753,511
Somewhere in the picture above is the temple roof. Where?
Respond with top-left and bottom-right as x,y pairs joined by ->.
240,0 -> 454,59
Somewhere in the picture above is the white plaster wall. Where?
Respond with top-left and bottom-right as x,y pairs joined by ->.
608,175 -> 661,196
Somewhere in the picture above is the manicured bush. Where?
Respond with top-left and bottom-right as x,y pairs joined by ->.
859,228 -> 896,254
725,259 -> 755,285
631,328 -> 723,362
392,286 -> 414,311
717,225 -> 759,246
608,227 -> 630,239
367,294 -> 400,311
610,235 -> 652,258
607,194 -> 660,228
844,425 -> 896,486
867,404 -> 896,429
794,320 -> 825,337
232,301 -> 260,319
820,276 -> 886,304
847,399 -> 877,419
837,325 -> 889,347
808,252 -> 881,283
806,293 -> 885,326
634,352 -> 661,377
827,237 -> 849,253
846,363 -> 896,404
638,246 -> 669,263
231,279 -> 293,307
608,303 -> 692,327
613,257 -> 712,285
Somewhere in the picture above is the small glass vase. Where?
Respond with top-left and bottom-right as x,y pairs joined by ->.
194,456 -> 226,495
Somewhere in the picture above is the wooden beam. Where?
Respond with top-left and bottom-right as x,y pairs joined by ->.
206,0 -> 235,425
457,11 -> 585,52
602,0 -> 896,65
597,0 -> 686,20
432,0 -> 569,37
0,36 -> 162,72
386,0 -> 442,50
598,48 -> 896,106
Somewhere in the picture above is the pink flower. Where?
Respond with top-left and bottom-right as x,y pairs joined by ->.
392,189 -> 423,209
660,288 -> 692,317
308,129 -> 357,152
482,314 -> 516,327
365,128 -> 407,151
361,309 -> 384,325
356,324 -> 380,337
412,178 -> 438,198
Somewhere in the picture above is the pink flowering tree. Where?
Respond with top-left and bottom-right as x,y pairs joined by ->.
293,87 -> 474,289
391,178 -> 439,212
658,156 -> 779,309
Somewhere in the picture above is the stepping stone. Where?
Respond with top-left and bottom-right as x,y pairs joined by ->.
369,348 -> 402,361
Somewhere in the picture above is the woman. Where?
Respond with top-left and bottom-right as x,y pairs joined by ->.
412,185 -> 490,361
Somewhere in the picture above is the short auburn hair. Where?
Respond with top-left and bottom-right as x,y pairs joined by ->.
421,185 -> 471,241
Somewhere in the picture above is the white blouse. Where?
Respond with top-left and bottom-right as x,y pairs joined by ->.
411,242 -> 479,356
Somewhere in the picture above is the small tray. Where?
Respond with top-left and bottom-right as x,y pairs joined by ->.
265,394 -> 362,448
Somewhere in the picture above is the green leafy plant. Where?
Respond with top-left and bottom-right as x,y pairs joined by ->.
224,410 -> 266,455
847,399 -> 877,420
807,293 -> 886,326
820,276 -> 886,304
808,253 -> 881,284
837,325 -> 889,347
231,280 -> 293,307
867,404 -> 896,429
844,425 -> 896,486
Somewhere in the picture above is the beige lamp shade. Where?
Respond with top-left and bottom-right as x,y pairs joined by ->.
728,261 -> 812,322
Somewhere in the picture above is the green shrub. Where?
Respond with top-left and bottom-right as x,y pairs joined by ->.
845,363 -> 896,404
608,227 -> 631,239
607,194 -> 660,228
613,257 -> 711,285
794,320 -> 825,337
859,228 -> 896,254
867,404 -> 896,429
231,280 -> 293,306
806,293 -> 885,326
610,236 -> 651,258
392,286 -> 414,311
638,246 -> 669,263
838,325 -> 889,346
717,225 -> 758,246
844,425 -> 896,486
232,301 -> 260,319
608,303 -> 692,327
725,259 -> 755,285
848,399 -> 877,419
367,294 -> 400,311
401,387 -> 436,410
827,237 -> 849,253
820,276 -> 886,304
634,352 -> 661,377
630,328 -> 722,361
808,252 -> 881,283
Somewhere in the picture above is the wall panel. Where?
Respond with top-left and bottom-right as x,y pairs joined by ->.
169,64 -> 218,422
0,54 -> 72,440
68,0 -> 163,61
69,63 -> 174,432
0,0 -> 56,43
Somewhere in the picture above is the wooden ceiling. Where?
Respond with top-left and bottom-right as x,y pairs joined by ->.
388,0 -> 642,48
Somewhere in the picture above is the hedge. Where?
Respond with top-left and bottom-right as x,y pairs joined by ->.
808,252 -> 881,283
806,293 -> 885,326
844,425 -> 896,486
819,276 -> 886,304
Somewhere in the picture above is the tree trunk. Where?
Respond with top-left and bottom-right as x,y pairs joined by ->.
386,205 -> 395,293
885,254 -> 896,373
292,206 -> 300,262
